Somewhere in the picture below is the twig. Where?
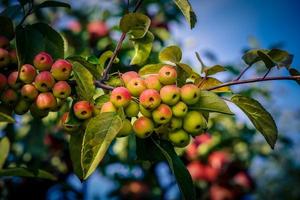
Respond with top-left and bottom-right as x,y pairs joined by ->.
94,81 -> 114,91
206,75 -> 300,91
234,64 -> 253,81
263,68 -> 272,79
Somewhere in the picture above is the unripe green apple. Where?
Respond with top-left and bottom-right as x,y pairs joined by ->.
52,81 -> 71,99
36,92 -> 57,110
34,71 -> 55,92
152,104 -> 172,124
124,101 -> 139,117
30,103 -> 49,118
121,71 -> 139,86
0,48 -> 10,68
0,36 -> 9,49
14,99 -> 31,115
180,84 -> 200,105
110,87 -> 132,107
21,84 -> 38,101
172,101 -> 188,117
168,129 -> 190,147
100,101 -> 117,113
169,117 -> 183,130
160,85 -> 181,105
73,100 -> 94,119
33,52 -> 53,71
9,50 -> 18,65
60,112 -> 79,132
51,59 -> 73,81
126,78 -> 147,97
139,89 -> 161,110
133,116 -> 154,138
139,104 -> 152,117
1,88 -> 18,105
7,71 -> 21,89
144,74 -> 162,91
0,73 -> 7,91
117,119 -> 133,137
158,65 -> 177,85
183,111 -> 207,136
19,64 -> 37,83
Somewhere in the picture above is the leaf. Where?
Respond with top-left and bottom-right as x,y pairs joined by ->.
289,68 -> 300,85
159,45 -> 182,63
0,16 -> 14,40
0,168 -> 57,180
35,1 -> 71,10
130,31 -> 154,65
152,138 -> 196,200
69,131 -> 84,180
81,112 -> 122,179
196,77 -> 231,93
0,106 -> 15,123
98,51 -> 119,72
120,13 -> 151,39
0,137 -> 10,169
67,56 -> 101,79
72,62 -> 96,101
189,91 -> 233,115
242,49 -> 269,65
138,63 -> 165,76
176,66 -> 190,87
268,49 -> 293,68
173,0 -> 197,29
204,65 -> 226,76
231,95 -> 278,149
257,50 -> 275,69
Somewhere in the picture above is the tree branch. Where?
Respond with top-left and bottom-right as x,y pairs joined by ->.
94,81 -> 114,91
206,75 -> 300,91
234,64 -> 253,81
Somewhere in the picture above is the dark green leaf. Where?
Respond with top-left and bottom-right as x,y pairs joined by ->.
173,0 -> 197,29
242,49 -> 269,65
67,56 -> 101,79
69,131 -> 84,180
130,31 -> 154,65
81,112 -> 122,179
65,100 -> 81,128
0,137 -> 10,169
257,50 -> 275,69
268,49 -> 293,68
138,63 -> 165,76
0,16 -> 14,40
136,137 -> 165,162
159,45 -> 182,63
0,168 -> 57,180
35,1 -> 71,10
120,13 -> 151,39
204,65 -> 226,76
289,68 -> 300,85
231,94 -> 278,149
0,106 -> 15,123
176,62 -> 200,78
189,91 -> 233,115
98,51 -> 119,73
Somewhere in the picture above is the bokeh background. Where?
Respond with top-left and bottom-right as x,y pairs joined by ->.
0,0 -> 300,199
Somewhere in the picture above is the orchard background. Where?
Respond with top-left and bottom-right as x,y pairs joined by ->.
0,0 -> 300,200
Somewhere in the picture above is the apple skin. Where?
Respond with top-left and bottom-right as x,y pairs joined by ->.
152,104 -> 172,124
180,84 -> 200,105
36,92 -> 57,110
183,111 -> 207,136
100,101 -> 117,113
33,52 -> 53,71
121,71 -> 139,86
124,101 -> 139,117
1,88 -> 18,105
169,117 -> 182,130
139,104 -> 152,117
210,184 -> 235,200
0,36 -> 9,49
19,64 -> 37,83
158,65 -> 177,85
139,89 -> 161,110
117,119 -> 133,137
0,73 -> 7,91
126,78 -> 147,97
144,74 -> 162,91
133,116 -> 154,138
60,112 -> 79,132
172,101 -> 188,117
110,87 -> 132,108
14,99 -> 31,115
50,59 -> 73,81
0,48 -> 10,68
160,85 -> 181,105
168,129 -> 190,147
21,84 -> 39,101
73,100 -> 94,120
34,71 -> 56,92
7,71 -> 21,89
52,81 -> 71,99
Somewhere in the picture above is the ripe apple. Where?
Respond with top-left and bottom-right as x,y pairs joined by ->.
0,48 -> 10,68
160,85 -> 181,105
100,101 -> 117,113
21,84 -> 38,101
50,59 -> 73,81
126,78 -> 147,97
19,64 -> 37,83
36,92 -> 57,110
152,104 -> 172,124
110,87 -> 132,107
121,71 -> 139,86
34,71 -> 55,92
33,52 -> 53,71
180,84 -> 200,105
133,116 -> 154,138
73,100 -> 94,119
139,89 -> 161,110
144,74 -> 162,91
158,65 -> 177,85
52,81 -> 71,99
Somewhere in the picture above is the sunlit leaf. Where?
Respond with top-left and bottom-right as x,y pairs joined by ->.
242,49 -> 269,65
257,50 -> 275,69
173,0 -> 197,29
196,77 -> 231,93
69,131 -> 84,180
204,65 -> 226,76
0,137 -> 10,169
159,45 -> 182,63
98,50 -> 119,71
138,63 -> 165,76
67,56 -> 101,79
130,31 -> 154,65
120,13 -> 151,39
0,168 -> 57,180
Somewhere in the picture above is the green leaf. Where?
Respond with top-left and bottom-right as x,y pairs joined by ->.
268,49 -> 293,68
130,31 -> 154,65
242,49 -> 269,65
120,13 -> 151,39
0,106 -> 15,123
67,56 -> 101,79
257,50 -> 275,69
65,100 -> 81,128
0,168 -> 57,180
81,112 -> 122,179
35,1 -> 71,10
72,62 -> 96,101
0,137 -> 10,169
231,94 -> 278,149
189,91 -> 233,115
173,0 -> 197,29
196,77 -> 231,93
176,62 -> 200,78
0,16 -> 14,40
98,50 -> 119,72
159,45 -> 182,63
69,131 -> 84,180
176,66 -> 189,87
106,75 -> 123,87
138,63 -> 165,76
204,65 -> 226,76
152,138 -> 196,200
289,68 -> 300,85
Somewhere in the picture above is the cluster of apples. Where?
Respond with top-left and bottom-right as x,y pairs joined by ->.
100,65 -> 208,147
0,49 -> 73,118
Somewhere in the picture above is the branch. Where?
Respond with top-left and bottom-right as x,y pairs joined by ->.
206,75 -> 300,91
94,81 -> 114,91
234,64 -> 253,81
